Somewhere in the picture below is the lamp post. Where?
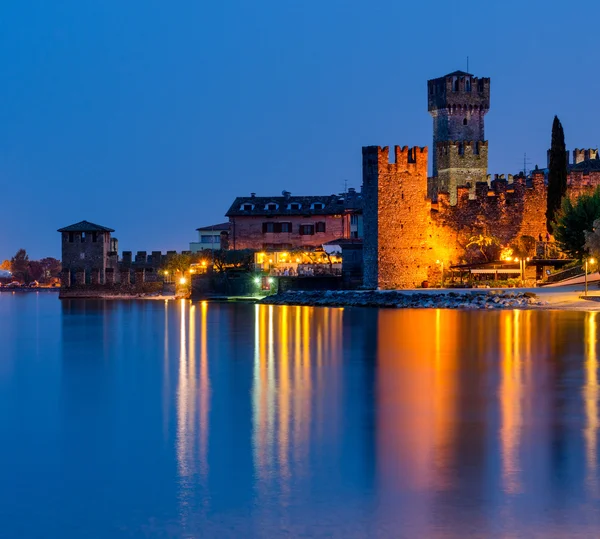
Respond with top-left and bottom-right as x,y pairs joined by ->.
436,259 -> 445,288
585,257 -> 596,297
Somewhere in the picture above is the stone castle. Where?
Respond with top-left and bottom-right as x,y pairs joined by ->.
363,70 -> 600,289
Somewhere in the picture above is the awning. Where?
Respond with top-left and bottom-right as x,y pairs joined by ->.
470,269 -> 520,274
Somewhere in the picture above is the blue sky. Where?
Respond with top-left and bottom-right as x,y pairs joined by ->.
1,0 -> 598,258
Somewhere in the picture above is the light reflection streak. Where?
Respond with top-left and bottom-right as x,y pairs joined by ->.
584,311 -> 598,494
252,305 -> 342,496
199,301 -> 210,478
500,310 -> 524,495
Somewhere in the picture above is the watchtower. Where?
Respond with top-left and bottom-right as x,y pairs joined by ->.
428,71 -> 490,203
58,220 -> 118,286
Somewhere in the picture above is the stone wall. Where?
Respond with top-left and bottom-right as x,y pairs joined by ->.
61,231 -> 111,283
434,172 -> 548,246
363,145 -> 439,289
434,141 -> 488,203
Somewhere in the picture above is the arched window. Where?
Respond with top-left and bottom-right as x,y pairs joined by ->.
452,76 -> 459,92
463,118 -> 468,126
465,78 -> 471,91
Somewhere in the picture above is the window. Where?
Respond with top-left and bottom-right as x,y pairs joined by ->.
288,203 -> 301,210
68,232 -> 74,243
350,214 -> 358,225
200,235 -> 218,244
465,78 -> 471,91
311,202 -> 324,210
92,232 -> 98,243
299,224 -> 315,235
262,222 -> 291,234
265,203 -> 278,210
315,222 -> 326,233
463,117 -> 467,125
81,232 -> 86,243
452,76 -> 458,92
240,203 -> 254,211
79,252 -> 85,260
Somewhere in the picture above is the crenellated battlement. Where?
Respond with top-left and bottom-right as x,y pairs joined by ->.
573,148 -> 599,164
436,140 -> 488,159
434,171 -> 546,209
362,145 -> 428,170
428,72 -> 490,112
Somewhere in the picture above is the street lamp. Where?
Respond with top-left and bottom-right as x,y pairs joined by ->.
436,259 -> 445,287
585,257 -> 596,297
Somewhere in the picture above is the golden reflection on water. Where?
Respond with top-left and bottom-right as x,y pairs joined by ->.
499,310 -> 528,495
252,304 -> 343,492
376,309 -> 460,493
169,302 -> 600,532
584,311 -> 598,495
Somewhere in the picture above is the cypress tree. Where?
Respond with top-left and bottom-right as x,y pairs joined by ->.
546,115 -> 568,233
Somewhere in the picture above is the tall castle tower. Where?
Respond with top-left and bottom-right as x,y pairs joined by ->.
427,71 -> 490,204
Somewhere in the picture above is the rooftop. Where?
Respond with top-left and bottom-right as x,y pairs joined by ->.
226,193 -> 361,217
57,220 -> 115,233
196,222 -> 230,232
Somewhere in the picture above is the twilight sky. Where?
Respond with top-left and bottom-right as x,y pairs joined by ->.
1,0 -> 598,259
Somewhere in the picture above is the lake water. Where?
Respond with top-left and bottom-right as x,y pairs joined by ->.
1,293 -> 600,538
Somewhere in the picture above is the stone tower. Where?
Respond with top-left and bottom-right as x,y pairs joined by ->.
362,145 -> 434,289
427,71 -> 490,204
58,220 -> 117,286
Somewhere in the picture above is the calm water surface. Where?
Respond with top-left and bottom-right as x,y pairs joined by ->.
1,293 -> 600,538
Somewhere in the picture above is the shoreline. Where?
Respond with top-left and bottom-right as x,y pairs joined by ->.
260,285 -> 600,311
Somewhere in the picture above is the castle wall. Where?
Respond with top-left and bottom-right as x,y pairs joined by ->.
363,145 -> 444,289
434,172 -> 548,247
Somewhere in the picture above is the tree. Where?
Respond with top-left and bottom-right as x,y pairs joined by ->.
39,257 -> 62,282
161,253 -> 192,277
510,235 -> 537,259
10,249 -> 30,282
466,233 -> 501,262
28,261 -> 44,282
213,249 -> 254,274
553,188 -> 600,258
546,115 -> 568,233
585,218 -> 600,257
0,260 -> 10,271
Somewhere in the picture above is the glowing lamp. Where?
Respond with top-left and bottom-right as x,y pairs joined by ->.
179,277 -> 187,285
254,277 -> 261,285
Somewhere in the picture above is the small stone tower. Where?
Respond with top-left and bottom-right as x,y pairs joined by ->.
428,71 -> 490,204
362,145 -> 434,289
58,220 -> 117,286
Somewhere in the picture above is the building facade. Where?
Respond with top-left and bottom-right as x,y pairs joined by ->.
190,222 -> 230,253
225,192 -> 362,251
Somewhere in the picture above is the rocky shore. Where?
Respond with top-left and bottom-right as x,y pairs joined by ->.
260,289 -> 546,309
